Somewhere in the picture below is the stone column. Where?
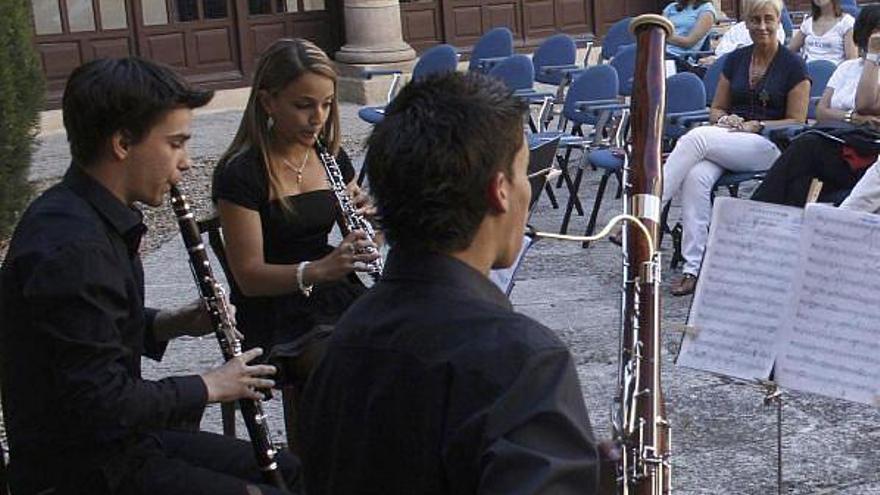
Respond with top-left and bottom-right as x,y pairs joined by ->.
334,0 -> 417,104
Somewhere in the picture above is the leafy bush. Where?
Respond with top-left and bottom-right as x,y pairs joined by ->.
0,0 -> 44,238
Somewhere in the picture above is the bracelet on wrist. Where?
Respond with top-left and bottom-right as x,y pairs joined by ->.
296,261 -> 314,297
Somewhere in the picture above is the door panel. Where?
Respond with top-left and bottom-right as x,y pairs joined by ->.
594,0 -> 657,35
32,0 -> 136,101
136,0 -> 241,80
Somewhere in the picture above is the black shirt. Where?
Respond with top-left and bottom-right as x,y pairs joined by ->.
212,147 -> 364,352
723,44 -> 809,121
0,166 -> 207,493
298,249 -> 600,494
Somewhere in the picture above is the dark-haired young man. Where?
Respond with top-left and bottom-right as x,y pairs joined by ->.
0,58 -> 298,495
298,71 -> 607,494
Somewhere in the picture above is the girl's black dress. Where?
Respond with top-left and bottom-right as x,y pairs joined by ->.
212,147 -> 366,354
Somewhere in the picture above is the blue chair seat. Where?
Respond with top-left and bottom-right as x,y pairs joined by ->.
588,148 -> 624,171
358,106 -> 385,124
530,131 -> 589,149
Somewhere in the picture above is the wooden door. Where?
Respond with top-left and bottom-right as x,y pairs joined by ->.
133,0 -> 243,84
440,0 -> 522,49
31,0 -> 137,102
593,0 -> 661,36
522,0 -> 593,45
401,0 -> 444,52
237,0 -> 340,75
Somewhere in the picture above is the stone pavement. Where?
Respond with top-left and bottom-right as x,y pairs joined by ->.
34,92 -> 880,494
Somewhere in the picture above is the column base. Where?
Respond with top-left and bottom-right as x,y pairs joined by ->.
336,43 -> 416,65
335,60 -> 416,105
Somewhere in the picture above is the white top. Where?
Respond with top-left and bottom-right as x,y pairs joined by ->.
841,159 -> 880,213
799,14 -> 855,64
714,21 -> 785,57
826,58 -> 864,110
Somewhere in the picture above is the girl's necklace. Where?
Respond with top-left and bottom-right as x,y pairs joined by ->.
280,148 -> 310,184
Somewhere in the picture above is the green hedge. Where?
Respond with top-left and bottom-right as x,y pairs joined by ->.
0,0 -> 44,238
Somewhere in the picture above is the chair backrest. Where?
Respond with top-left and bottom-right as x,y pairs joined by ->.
562,64 -> 619,122
610,43 -> 637,97
601,17 -> 636,62
412,44 -> 458,81
780,4 -> 794,41
527,136 -> 561,213
488,54 -> 534,92
468,27 -> 514,72
841,0 -> 860,17
197,215 -> 240,296
533,33 -> 577,85
703,53 -> 727,105
667,72 -> 707,114
807,59 -> 837,98
807,59 -> 837,119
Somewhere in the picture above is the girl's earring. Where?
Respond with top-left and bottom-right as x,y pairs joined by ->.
267,116 -> 275,130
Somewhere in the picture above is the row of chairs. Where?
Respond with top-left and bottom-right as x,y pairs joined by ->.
357,8 -> 842,251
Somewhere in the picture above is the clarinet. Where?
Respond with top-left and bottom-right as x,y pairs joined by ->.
616,14 -> 673,495
169,185 -> 289,491
314,138 -> 383,282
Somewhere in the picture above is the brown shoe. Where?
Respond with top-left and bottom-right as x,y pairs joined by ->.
671,273 -> 697,296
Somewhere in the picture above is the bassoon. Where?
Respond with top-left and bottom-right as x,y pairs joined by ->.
169,185 -> 289,491
616,14 -> 673,495
531,16 -> 673,493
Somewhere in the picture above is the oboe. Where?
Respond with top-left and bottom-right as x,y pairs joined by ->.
169,185 -> 288,491
314,138 -> 383,283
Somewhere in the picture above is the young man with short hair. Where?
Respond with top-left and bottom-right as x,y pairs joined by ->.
0,58 -> 298,495
298,71 -> 607,494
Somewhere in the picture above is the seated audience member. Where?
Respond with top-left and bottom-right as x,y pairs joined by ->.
841,154 -> 880,212
753,5 -> 880,206
297,71 -> 615,494
662,0 -> 810,296
664,0 -> 719,60
699,17 -> 786,64
789,0 -> 857,64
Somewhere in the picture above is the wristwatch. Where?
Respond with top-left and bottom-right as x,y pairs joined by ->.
844,109 -> 854,123
866,53 -> 880,64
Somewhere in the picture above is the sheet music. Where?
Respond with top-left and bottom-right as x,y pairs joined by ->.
775,205 -> 880,406
490,235 -> 534,296
677,198 -> 803,381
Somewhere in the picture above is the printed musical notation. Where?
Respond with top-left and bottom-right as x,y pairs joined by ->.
775,205 -> 880,406
677,198 -> 804,381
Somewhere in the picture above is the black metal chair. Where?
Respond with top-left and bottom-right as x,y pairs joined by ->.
198,215 -> 306,451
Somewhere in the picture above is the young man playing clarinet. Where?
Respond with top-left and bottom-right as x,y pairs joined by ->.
0,58 -> 299,495
298,71 -> 615,494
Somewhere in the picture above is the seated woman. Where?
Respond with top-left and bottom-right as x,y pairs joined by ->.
212,39 -> 378,387
663,0 -> 810,296
664,0 -> 718,60
789,0 -> 857,64
753,5 -> 880,207
699,17 -> 786,64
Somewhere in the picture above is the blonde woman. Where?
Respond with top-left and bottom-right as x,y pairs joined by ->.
212,39 -> 378,358
663,0 -> 810,296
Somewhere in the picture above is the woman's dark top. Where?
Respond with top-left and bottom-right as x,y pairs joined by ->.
212,146 -> 366,353
723,44 -> 809,121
